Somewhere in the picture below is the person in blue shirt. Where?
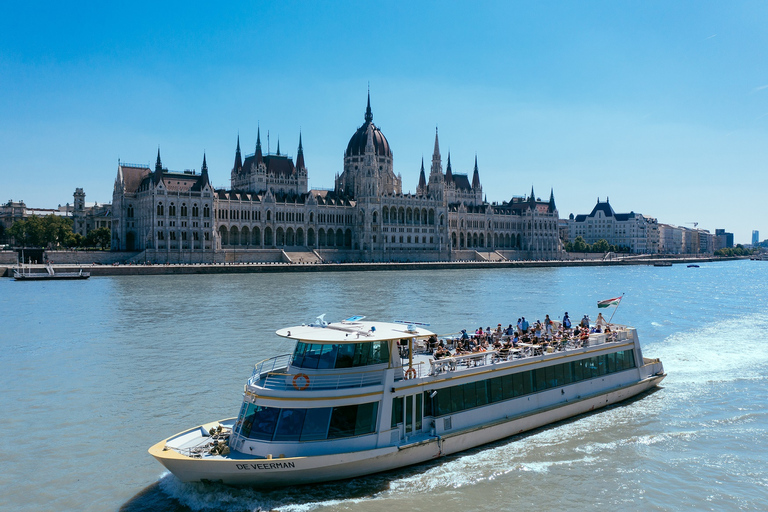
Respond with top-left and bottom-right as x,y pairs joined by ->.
521,317 -> 529,333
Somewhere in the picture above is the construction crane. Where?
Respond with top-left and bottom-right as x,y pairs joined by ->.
686,222 -> 699,228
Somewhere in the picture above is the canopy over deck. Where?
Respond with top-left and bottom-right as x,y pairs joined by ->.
276,319 -> 434,344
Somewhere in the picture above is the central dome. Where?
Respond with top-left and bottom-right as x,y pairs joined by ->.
345,95 -> 392,158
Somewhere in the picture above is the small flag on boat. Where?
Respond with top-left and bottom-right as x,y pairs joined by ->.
597,296 -> 623,308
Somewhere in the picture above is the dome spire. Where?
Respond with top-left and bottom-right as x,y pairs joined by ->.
365,88 -> 373,123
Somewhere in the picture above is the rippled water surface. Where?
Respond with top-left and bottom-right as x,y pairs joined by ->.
2,260 -> 767,511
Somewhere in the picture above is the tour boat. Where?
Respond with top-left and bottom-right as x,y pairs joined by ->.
149,315 -> 665,486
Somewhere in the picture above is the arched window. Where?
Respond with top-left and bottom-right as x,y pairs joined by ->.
309,212 -> 314,222
218,226 -> 228,246
307,228 -> 315,246
230,226 -> 239,246
267,210 -> 272,221
181,203 -> 188,217
203,204 -> 210,218
157,203 -> 164,216
127,205 -> 134,218
169,203 -> 176,216
192,204 -> 199,217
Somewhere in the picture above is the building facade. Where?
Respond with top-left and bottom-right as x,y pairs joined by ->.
567,199 -> 658,254
112,95 -> 561,263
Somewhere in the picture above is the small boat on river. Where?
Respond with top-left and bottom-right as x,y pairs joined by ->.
13,263 -> 90,281
149,315 -> 665,486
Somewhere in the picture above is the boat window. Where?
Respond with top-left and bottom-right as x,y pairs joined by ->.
335,343 -> 356,368
317,344 -> 338,370
356,402 -> 379,436
415,394 -> 423,431
405,396 -> 413,432
291,341 -> 391,370
391,397 -> 404,427
300,408 -> 332,441
291,343 -> 308,367
475,381 -> 489,407
243,405 -> 279,441
302,344 -> 324,369
428,350 -> 638,417
273,408 -> 307,441
328,402 -> 379,439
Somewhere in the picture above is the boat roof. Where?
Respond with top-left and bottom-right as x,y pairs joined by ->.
276,319 -> 435,343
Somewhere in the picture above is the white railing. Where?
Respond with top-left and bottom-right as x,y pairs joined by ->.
255,370 -> 384,391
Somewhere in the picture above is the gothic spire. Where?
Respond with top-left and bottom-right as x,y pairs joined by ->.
233,135 -> 243,173
433,126 -> 440,161
201,153 -> 208,175
155,147 -> 163,173
472,154 -> 480,188
255,126 -> 263,165
445,152 -> 453,182
296,132 -> 305,170
365,89 -> 373,123
529,185 -> 536,203
548,188 -> 557,212
276,138 -> 281,156
418,157 -> 427,193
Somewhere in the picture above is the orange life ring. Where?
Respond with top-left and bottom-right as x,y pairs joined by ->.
292,373 -> 310,390
404,367 -> 417,380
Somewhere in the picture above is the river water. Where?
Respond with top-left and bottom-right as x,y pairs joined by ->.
2,260 -> 767,511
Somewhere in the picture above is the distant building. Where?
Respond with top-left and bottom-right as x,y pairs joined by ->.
112,94 -> 562,263
567,198 -> 658,253
753,230 -> 759,246
658,224 -> 683,254
715,229 -> 734,250
0,192 -> 109,245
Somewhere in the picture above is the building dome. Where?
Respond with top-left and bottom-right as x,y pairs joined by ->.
345,95 -> 392,158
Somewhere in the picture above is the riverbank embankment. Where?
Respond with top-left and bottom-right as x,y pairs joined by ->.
1,256 -> 744,277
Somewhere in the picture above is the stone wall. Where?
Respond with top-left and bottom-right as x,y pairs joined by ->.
0,251 -> 18,264
45,250 -> 142,265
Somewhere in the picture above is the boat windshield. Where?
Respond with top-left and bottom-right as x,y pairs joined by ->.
291,340 -> 390,369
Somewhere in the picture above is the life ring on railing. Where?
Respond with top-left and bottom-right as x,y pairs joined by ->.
292,373 -> 310,390
404,367 -> 417,380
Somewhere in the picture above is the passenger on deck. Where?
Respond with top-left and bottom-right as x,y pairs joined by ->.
512,332 -> 520,347
506,324 -> 515,336
521,317 -> 530,333
596,313 -> 607,326
581,315 -> 590,328
534,321 -> 542,341
562,312 -> 571,331
517,318 -> 523,334
460,329 -> 469,342
544,315 -> 553,335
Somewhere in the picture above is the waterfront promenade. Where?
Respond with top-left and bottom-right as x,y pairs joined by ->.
0,255 -> 742,277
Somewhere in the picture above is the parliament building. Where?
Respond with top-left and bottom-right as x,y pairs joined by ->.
111,95 -> 561,263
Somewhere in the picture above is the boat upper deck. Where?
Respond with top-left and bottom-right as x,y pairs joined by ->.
247,325 -> 637,392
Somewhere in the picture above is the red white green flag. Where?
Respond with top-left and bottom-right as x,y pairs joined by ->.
597,296 -> 622,308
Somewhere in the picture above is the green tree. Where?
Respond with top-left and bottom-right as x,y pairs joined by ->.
85,227 -> 111,250
8,215 -> 75,247
592,239 -> 610,253
572,236 -> 588,252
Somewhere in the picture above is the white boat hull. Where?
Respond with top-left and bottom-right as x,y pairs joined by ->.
150,372 -> 664,486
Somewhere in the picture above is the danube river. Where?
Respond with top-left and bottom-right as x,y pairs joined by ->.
2,260 -> 767,511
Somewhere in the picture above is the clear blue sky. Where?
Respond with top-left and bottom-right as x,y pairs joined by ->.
1,1 -> 766,243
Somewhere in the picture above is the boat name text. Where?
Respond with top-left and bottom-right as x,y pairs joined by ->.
235,462 -> 296,471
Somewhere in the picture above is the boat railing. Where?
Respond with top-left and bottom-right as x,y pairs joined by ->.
250,354 -> 293,383
252,367 -> 385,391
428,330 -> 630,376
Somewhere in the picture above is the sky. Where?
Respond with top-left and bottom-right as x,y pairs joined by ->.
1,1 -> 766,243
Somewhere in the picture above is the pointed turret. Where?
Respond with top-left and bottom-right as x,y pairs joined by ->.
445,152 -> 453,182
529,185 -> 536,203
417,157 -> 427,193
548,188 -> 556,212
155,147 -> 163,173
255,126 -> 263,165
201,153 -> 208,175
430,126 -> 442,178
233,135 -> 243,173
276,138 -> 281,156
472,155 -> 481,188
296,132 -> 305,170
